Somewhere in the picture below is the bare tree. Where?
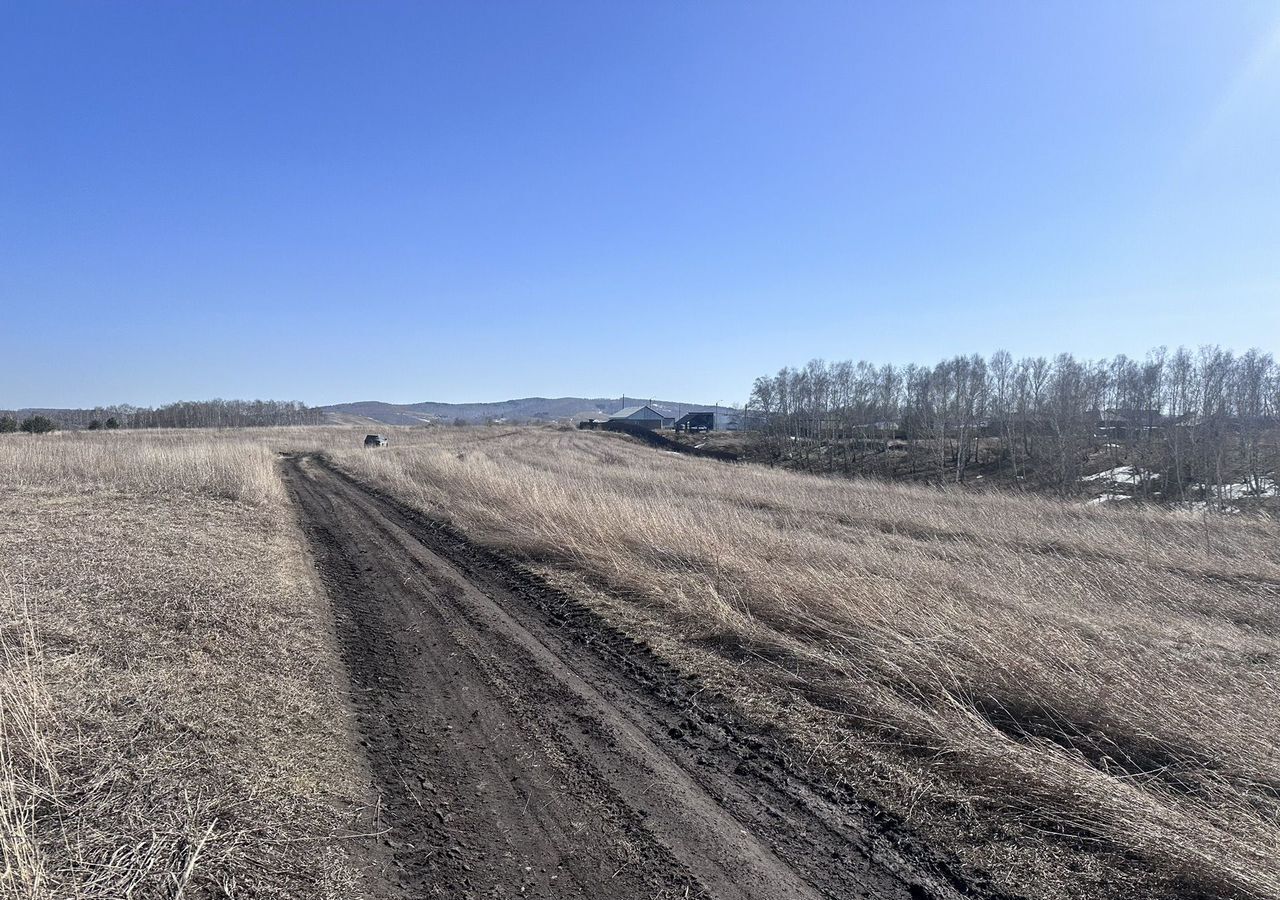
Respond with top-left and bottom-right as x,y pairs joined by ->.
743,346 -> 1278,501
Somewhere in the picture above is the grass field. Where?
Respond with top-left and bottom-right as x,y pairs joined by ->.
325,425 -> 1280,900
0,431 -> 372,899
4,424 -> 1277,899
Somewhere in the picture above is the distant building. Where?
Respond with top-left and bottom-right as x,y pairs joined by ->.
608,404 -> 675,430
674,412 -> 714,432
675,410 -> 746,432
1095,408 -> 1166,439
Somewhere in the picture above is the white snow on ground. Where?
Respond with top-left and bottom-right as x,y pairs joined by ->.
1084,473 -> 1275,511
1206,478 -> 1278,500
1082,466 -> 1160,485
1174,500 -> 1242,515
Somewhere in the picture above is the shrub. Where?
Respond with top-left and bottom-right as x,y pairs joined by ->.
105,417 -> 121,430
0,416 -> 17,433
87,420 -> 103,430
19,416 -> 56,434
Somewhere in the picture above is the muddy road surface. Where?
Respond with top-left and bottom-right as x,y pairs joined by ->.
284,454 -> 983,900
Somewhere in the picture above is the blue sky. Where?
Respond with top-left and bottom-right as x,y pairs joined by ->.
2,2 -> 1278,408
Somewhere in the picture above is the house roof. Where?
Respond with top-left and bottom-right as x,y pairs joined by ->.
610,405 -> 674,419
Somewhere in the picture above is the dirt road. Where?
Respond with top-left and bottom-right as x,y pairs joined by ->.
284,454 -> 979,900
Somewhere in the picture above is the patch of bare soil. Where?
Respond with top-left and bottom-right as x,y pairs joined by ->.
283,454 -> 1005,900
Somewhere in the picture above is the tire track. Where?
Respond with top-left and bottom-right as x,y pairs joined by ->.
283,453 -> 990,900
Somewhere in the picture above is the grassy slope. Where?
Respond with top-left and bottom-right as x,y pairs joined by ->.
5,424 -> 1275,898
326,425 -> 1280,900
0,432 -> 374,899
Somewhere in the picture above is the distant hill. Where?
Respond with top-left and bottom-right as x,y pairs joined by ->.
1,397 -> 735,430
319,397 -> 729,426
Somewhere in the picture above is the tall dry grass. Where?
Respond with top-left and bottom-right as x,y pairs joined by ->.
326,426 -> 1280,900
0,590 -> 54,899
0,429 -> 367,899
0,429 -> 284,504
6,422 -> 1272,897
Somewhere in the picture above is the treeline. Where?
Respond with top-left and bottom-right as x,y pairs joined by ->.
746,347 -> 1280,498
0,399 -> 325,430
0,415 -> 60,434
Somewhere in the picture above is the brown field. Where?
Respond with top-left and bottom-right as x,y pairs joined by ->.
325,425 -> 1280,900
0,431 -> 373,899
4,425 -> 1279,899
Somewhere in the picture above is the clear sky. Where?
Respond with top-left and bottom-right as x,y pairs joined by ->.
3,2 -> 1279,409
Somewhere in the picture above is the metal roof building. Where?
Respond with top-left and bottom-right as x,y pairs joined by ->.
608,404 -> 676,430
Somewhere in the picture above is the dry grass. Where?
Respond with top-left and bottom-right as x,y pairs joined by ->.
323,425 -> 1280,900
6,423 -> 1275,898
0,429 -> 285,505
0,430 -> 371,899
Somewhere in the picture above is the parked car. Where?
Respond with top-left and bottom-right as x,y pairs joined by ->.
364,434 -> 388,447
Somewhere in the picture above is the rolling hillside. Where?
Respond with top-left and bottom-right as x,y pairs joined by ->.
320,396 -> 727,426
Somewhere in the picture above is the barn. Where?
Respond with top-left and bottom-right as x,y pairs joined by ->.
608,405 -> 675,430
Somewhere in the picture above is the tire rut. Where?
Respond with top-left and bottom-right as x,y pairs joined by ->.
282,453 -> 997,900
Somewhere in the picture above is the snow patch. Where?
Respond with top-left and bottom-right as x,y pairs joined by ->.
1174,500 -> 1242,515
1082,466 -> 1160,485
1204,478 -> 1278,500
